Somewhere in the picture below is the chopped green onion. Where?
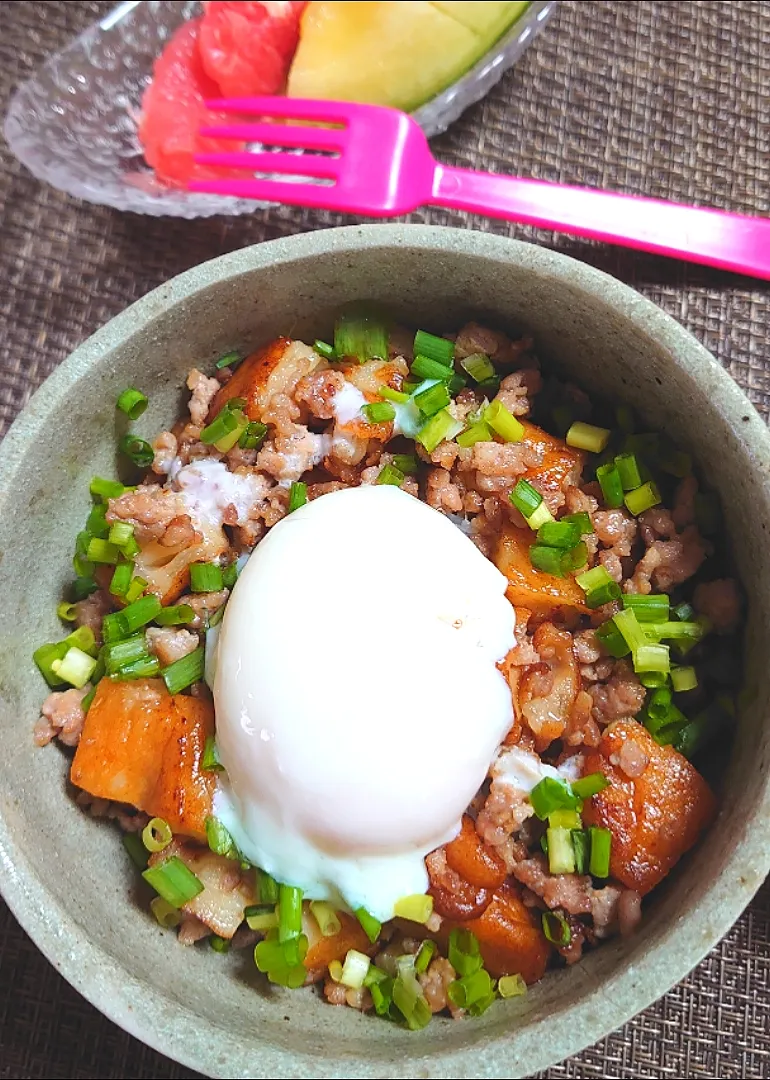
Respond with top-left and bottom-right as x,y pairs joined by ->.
576,565 -> 621,609
402,379 -> 421,395
254,929 -> 308,979
73,531 -> 93,578
142,817 -> 173,853
57,601 -> 78,622
209,936 -> 230,954
362,401 -> 396,424
309,901 -> 342,938
415,408 -> 463,453
119,435 -> 154,469
216,412 -> 249,453
355,907 -> 382,944
71,576 -> 98,601
671,666 -> 698,692
363,962 -> 388,987
674,701 -> 728,758
278,884 -> 303,943
376,463 -> 405,487
107,522 -> 134,550
546,827 -> 576,874
150,896 -> 181,929
378,384 -> 409,404
596,463 -> 624,509
116,387 -> 148,420
572,829 -> 590,874
541,911 -> 571,946
612,608 -> 648,652
566,421 -> 611,453
393,894 -> 434,924
86,537 -> 121,565
640,670 -> 669,689
410,355 -> 453,382
448,929 -> 483,977
413,329 -> 455,366
459,352 -> 495,383
509,479 -> 543,519
448,373 -> 467,396
456,421 -> 492,447
537,521 -> 581,550
90,476 -> 130,501
589,827 -> 612,878
162,646 -> 204,694
205,815 -> 239,859
202,736 -> 223,772
215,350 -> 242,370
447,968 -> 494,1010
258,870 -> 280,906
529,544 -> 566,577
645,620 -> 706,642
548,808 -> 582,829
101,611 -> 129,644
484,400 -> 524,443
414,381 -> 451,418
414,939 -> 436,975
561,541 -> 588,573
634,643 -> 670,674
562,511 -> 594,535
614,453 -> 641,491
313,340 -> 335,360
200,406 -> 244,447
109,561 -> 133,598
65,626 -> 97,656
123,831 -> 149,870
103,633 -> 152,675
572,773 -> 609,799
120,594 -> 162,634
221,562 -> 238,590
81,683 -> 98,714
392,968 -> 432,1030
476,375 -> 501,397
625,481 -> 662,516
529,776 -> 578,820
190,562 -> 224,593
334,303 -> 388,364
246,907 -> 279,932
51,646 -> 97,689
498,974 -> 527,999
672,601 -> 695,622
86,502 -> 110,539
142,856 -> 204,908
155,604 -> 195,627
238,420 -> 268,451
33,641 -> 72,687
392,453 -> 419,474
340,949 -> 371,989
124,576 -> 147,603
328,959 -> 344,983
622,594 -> 670,622
288,481 -> 308,514
113,655 -> 161,680
594,619 -> 631,658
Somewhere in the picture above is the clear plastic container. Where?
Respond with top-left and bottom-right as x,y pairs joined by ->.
4,0 -> 559,218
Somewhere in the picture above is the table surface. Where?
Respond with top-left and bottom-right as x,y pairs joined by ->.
0,1 -> 769,1077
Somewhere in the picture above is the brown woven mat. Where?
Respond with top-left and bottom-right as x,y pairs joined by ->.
1,1 -> 769,1077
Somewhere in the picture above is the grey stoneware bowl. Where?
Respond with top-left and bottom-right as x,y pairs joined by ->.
1,225 -> 769,1079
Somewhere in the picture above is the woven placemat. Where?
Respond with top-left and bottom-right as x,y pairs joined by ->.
0,1 -> 768,1077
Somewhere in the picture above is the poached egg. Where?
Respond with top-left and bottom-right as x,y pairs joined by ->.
212,485 -> 516,920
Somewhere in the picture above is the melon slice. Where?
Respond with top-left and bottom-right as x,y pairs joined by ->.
287,1 -> 528,112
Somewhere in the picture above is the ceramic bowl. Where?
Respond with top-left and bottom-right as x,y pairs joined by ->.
1,225 -> 768,1078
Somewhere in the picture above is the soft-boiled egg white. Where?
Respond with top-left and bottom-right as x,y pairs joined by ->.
212,485 -> 516,921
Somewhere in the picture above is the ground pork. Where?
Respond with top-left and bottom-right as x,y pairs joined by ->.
107,485 -> 184,543
261,391 -> 302,437
573,629 -> 602,665
493,369 -> 543,417
594,508 -> 637,556
419,957 -> 462,1017
476,783 -> 535,848
588,659 -> 646,726
426,468 -> 464,513
598,550 -> 624,583
471,441 -> 536,488
256,427 -> 329,485
152,431 -> 179,476
159,513 -> 200,548
323,979 -> 373,1011
34,686 -> 89,747
186,368 -> 220,427
146,627 -> 200,666
294,369 -> 346,420
178,915 -> 210,945
74,590 -> 112,644
694,578 -> 742,634
566,689 -> 601,747
512,855 -> 592,914
628,526 -> 708,593
182,589 -> 229,629
454,323 -> 535,367
672,475 -> 698,529
74,791 -> 149,833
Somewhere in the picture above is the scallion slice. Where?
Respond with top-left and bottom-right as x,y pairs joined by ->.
562,511 -> 594,535
124,575 -> 146,602
576,565 -> 621,608
120,593 -> 162,634
313,340 -> 335,360
510,479 -> 544,520
542,911 -> 571,946
309,901 -> 342,938
86,537 -> 121,565
546,827 -> 576,874
611,607 -> 648,652
671,666 -> 698,692
596,463 -> 624,509
415,408 -> 463,453
622,594 -> 669,621
459,352 -> 495,383
86,502 -> 110,539
215,350 -> 241,370
391,453 -> 419,474
288,481 -> 308,514
116,387 -> 148,420
210,935 -> 230,954
154,603 -> 195,627
246,907 -> 279,932
456,421 -> 492,448
614,452 -> 641,491
340,949 -> 371,990
635,643 -> 670,673
142,856 -> 204,908
594,619 -> 631,658
498,973 -> 527,999
57,601 -> 78,622
529,776 -> 578,820
202,736 -> 223,772
414,939 -> 436,975
588,827 -> 612,878
392,968 -> 432,1030
200,405 -> 243,447
103,633 -> 152,675
571,773 -> 609,799
162,646 -> 204,694
378,384 -> 410,404
413,329 -> 455,366
123,831 -> 149,870
410,355 -> 453,382
334,303 -> 388,364
572,829 -> 590,875
119,435 -> 154,469
362,401 -> 396,424
258,870 -> 279,906
376,463 -> 405,487
90,476 -> 130,501
566,421 -> 611,453
448,373 -> 467,396
484,400 -> 524,443
113,655 -> 161,680
448,928 -> 482,977
625,481 -> 662,516
548,808 -> 582,829
101,611 -> 130,644
393,894 -> 434,924
238,420 -> 268,451
414,381 -> 451,418
537,520 -> 581,550
190,562 -> 224,592
71,576 -> 98,601
354,907 -> 381,944
205,815 -> 239,860
50,646 -> 96,689
447,968 -> 494,1010
142,817 -> 173,853
278,883 -> 303,943
109,561 -> 133,598
529,544 -> 566,577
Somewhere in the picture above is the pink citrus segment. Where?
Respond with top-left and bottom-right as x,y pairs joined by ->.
198,1 -> 306,97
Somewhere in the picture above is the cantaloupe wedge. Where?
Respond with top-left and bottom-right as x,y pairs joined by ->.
287,2 -> 529,112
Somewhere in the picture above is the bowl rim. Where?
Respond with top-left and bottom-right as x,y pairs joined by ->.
1,224 -> 769,1078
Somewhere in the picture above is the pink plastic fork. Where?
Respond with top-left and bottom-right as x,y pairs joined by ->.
190,97 -> 770,281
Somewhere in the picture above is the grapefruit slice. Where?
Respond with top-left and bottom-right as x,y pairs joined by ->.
138,17 -> 243,187
198,1 -> 306,97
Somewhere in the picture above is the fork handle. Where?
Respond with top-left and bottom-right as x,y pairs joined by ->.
431,165 -> 770,280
